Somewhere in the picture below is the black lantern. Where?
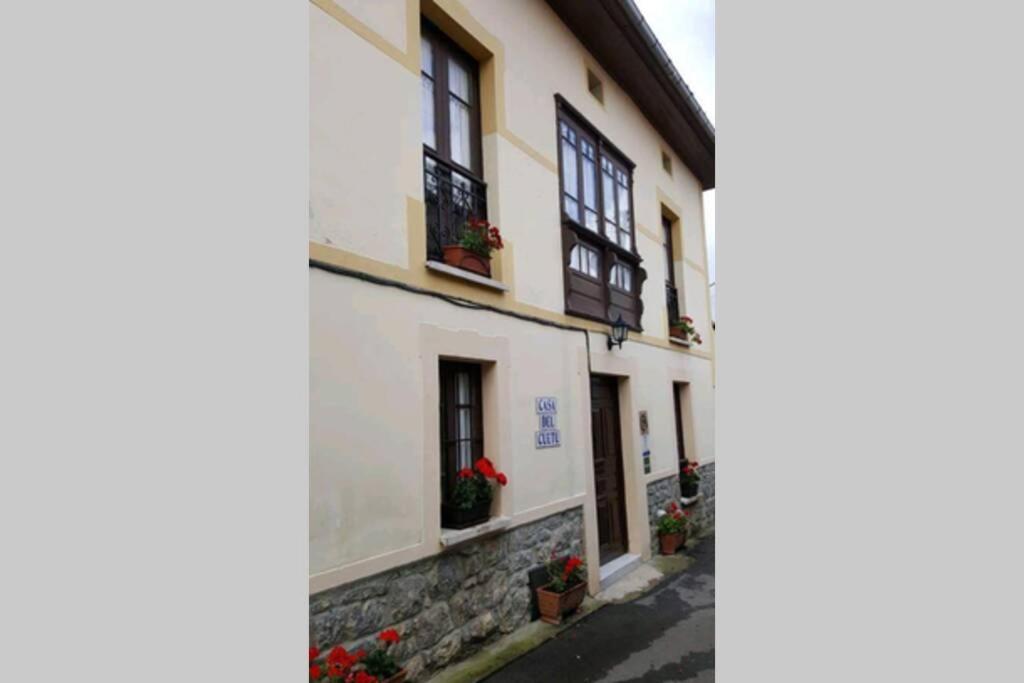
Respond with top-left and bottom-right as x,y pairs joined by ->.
607,314 -> 629,350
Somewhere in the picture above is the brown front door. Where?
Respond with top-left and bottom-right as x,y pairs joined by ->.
590,375 -> 628,564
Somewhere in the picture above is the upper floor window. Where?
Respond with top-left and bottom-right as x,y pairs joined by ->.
421,21 -> 486,262
663,214 -> 682,325
556,96 -> 644,329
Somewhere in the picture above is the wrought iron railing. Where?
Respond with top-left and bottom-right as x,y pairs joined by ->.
666,283 -> 680,327
423,152 -> 488,261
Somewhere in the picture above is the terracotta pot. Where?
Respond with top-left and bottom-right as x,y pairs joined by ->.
659,530 -> 686,555
536,581 -> 587,625
442,245 -> 491,277
381,669 -> 408,683
441,500 -> 490,530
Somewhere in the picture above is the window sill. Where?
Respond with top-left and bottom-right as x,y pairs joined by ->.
426,260 -> 509,292
440,515 -> 512,548
669,336 -> 692,347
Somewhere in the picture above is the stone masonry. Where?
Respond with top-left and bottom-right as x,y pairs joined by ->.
309,507 -> 584,681
646,463 -> 716,554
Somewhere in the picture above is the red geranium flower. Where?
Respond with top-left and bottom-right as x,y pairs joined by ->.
474,457 -> 497,478
496,472 -> 508,486
326,646 -> 348,665
562,555 -> 583,580
310,646 -> 320,662
327,663 -> 345,678
309,664 -> 322,680
378,628 -> 401,644
458,467 -> 474,479
354,672 -> 378,683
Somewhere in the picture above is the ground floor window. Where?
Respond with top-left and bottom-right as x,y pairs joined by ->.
439,360 -> 483,504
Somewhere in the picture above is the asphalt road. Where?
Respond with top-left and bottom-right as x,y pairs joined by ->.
483,535 -> 715,683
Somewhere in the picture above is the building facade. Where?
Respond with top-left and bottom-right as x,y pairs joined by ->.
309,0 -> 715,678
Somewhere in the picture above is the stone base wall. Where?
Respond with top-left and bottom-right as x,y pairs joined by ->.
309,507 -> 584,681
646,474 -> 681,555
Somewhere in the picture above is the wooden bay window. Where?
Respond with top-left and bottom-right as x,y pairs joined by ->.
556,96 -> 645,329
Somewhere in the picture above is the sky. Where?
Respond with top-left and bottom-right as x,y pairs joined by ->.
632,0 -> 716,316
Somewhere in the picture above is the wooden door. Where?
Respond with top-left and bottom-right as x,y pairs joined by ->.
590,375 -> 628,564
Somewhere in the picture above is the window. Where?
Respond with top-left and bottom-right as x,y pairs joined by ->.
662,150 -> 673,176
610,263 -> 633,292
556,96 -> 645,329
439,361 -> 483,505
663,214 -> 682,325
587,69 -> 604,104
421,21 -> 486,262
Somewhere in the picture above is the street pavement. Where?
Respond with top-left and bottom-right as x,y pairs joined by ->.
483,535 -> 715,683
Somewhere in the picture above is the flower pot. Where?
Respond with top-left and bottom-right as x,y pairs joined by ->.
681,481 -> 699,498
381,669 -> 408,683
536,581 -> 587,625
659,530 -> 686,555
442,245 -> 491,277
441,500 -> 491,530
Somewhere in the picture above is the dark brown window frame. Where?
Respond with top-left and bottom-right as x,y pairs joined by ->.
439,360 -> 484,506
421,20 -> 486,262
555,95 -> 646,331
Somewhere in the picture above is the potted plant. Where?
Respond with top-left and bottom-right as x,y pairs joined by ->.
441,456 -> 508,529
669,315 -> 703,345
536,554 -> 587,625
362,629 -> 406,683
442,217 -> 504,277
680,460 -> 701,498
309,629 -> 407,683
656,501 -> 692,555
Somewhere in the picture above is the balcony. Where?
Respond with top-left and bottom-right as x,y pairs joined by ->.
423,151 -> 488,262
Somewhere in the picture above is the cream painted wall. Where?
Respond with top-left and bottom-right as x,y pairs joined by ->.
311,271 -> 714,582
310,5 -> 421,268
332,0 -> 410,52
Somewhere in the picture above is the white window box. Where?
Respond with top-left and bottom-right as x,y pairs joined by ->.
426,260 -> 509,292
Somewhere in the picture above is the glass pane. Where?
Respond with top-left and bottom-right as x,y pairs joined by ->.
421,76 -> 435,148
617,181 -> 630,230
570,245 -> 580,271
602,167 -> 616,227
448,60 -> 470,101
456,371 -> 470,404
449,98 -> 471,168
582,154 -> 597,210
564,196 -> 579,218
561,138 -> 578,199
604,220 -> 617,240
620,229 -> 631,251
588,249 -> 599,278
584,208 -> 598,232
623,266 -> 632,291
421,36 -> 433,76
457,439 -> 471,469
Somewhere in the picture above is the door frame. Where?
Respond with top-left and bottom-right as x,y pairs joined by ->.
589,373 -> 630,564
579,350 -> 648,592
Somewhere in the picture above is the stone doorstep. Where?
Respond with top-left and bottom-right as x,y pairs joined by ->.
598,553 -> 642,592
423,535 -> 708,683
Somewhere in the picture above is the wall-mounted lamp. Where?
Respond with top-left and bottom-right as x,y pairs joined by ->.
607,314 -> 629,350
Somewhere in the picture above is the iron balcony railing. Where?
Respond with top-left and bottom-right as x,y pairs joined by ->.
666,282 -> 680,326
423,152 -> 488,262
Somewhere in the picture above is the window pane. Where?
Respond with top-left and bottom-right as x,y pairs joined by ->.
449,97 -> 471,168
564,196 -> 579,218
602,165 -> 616,230
617,180 -> 630,231
456,371 -> 470,404
584,209 -> 598,231
561,138 -> 578,199
421,76 -> 436,148
582,143 -> 597,210
457,438 -> 472,469
619,229 -> 631,251
449,60 -> 470,100
588,249 -> 599,278
570,245 -> 581,271
421,36 -> 433,76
